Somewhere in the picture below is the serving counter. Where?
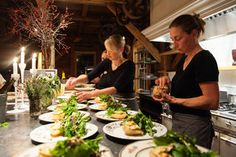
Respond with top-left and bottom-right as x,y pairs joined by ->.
0,104 -> 126,157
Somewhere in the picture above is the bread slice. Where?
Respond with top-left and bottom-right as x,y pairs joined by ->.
39,144 -> 54,157
149,145 -> 174,157
49,123 -> 63,137
52,111 -> 65,121
98,102 -> 108,110
111,111 -> 127,119
122,121 -> 144,136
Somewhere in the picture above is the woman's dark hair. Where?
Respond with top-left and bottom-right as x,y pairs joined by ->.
169,14 -> 206,37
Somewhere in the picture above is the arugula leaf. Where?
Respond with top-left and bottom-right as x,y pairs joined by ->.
153,131 -> 217,157
62,112 -> 90,137
0,122 -> 9,128
51,135 -> 102,157
124,112 -> 154,136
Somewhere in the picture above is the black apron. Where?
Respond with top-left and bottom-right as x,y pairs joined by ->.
113,93 -> 138,111
172,112 -> 215,149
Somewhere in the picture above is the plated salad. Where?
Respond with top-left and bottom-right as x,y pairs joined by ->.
122,112 -> 155,136
151,131 -> 217,157
39,135 -> 103,157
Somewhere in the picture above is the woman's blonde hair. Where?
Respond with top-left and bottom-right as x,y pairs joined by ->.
104,34 -> 130,59
104,34 -> 126,50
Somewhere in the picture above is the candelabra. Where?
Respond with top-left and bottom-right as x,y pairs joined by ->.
10,73 -> 20,111
30,69 -> 37,77
18,62 -> 28,110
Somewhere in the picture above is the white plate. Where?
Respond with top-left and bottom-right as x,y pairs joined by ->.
103,121 -> 167,140
119,140 -> 212,157
39,111 -> 90,123
75,87 -> 95,91
89,104 -> 106,111
87,100 -> 97,104
15,143 -> 113,157
56,94 -> 73,99
30,123 -> 98,143
95,110 -> 138,121
89,104 -> 127,111
47,103 -> 87,111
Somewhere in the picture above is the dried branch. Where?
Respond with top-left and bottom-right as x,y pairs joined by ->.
9,0 -> 73,56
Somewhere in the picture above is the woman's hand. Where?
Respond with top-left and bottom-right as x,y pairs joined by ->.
76,91 -> 94,102
152,76 -> 171,102
155,76 -> 170,87
65,77 -> 78,89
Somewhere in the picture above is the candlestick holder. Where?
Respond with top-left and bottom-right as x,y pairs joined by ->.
10,73 -> 22,112
18,63 -> 28,111
30,69 -> 37,77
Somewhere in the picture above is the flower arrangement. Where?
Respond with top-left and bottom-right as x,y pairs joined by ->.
25,75 -> 61,117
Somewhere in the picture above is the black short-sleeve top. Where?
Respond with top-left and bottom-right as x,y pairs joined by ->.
87,59 -> 135,94
170,50 -> 219,117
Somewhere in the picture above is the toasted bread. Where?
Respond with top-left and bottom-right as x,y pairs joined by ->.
52,111 -> 65,121
98,102 -> 108,110
49,123 -> 63,137
39,144 -> 54,157
111,111 -> 127,119
50,129 -> 63,137
122,121 -> 144,136
149,145 -> 174,157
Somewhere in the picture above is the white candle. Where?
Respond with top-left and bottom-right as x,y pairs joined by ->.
13,58 -> 18,74
32,53 -> 37,70
37,52 -> 42,69
20,47 -> 25,64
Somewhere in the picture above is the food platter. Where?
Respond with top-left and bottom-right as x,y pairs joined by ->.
89,104 -> 107,111
38,111 -> 90,123
47,103 -> 87,111
30,123 -> 98,143
103,121 -> 167,140
15,143 -> 113,157
119,139 -> 211,157
95,110 -> 138,121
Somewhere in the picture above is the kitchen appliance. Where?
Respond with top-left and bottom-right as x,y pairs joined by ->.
211,102 -> 236,157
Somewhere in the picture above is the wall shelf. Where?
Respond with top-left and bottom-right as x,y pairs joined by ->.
219,66 -> 236,71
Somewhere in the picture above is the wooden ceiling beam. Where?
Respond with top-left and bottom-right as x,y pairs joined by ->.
106,4 -> 161,63
78,5 -> 89,34
55,0 -> 125,5
73,16 -> 100,23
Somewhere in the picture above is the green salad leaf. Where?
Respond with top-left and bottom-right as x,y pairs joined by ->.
153,131 -> 217,157
0,122 -> 9,128
51,135 -> 102,157
61,111 -> 90,138
124,112 -> 155,136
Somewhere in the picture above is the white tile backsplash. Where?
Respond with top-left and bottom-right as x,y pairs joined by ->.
200,33 -> 236,93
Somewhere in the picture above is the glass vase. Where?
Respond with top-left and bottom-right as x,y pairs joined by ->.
29,98 -> 41,118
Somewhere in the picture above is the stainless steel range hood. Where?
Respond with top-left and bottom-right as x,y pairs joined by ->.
143,2 -> 236,42
151,6 -> 236,42
202,6 -> 236,40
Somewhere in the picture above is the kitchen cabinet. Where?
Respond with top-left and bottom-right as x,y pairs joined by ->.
219,66 -> 236,71
133,41 -> 173,94
134,47 -> 158,94
133,41 -> 159,94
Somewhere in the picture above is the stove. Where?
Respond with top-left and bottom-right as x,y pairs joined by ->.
211,102 -> 236,120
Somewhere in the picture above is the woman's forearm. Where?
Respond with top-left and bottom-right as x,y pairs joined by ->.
91,87 -> 117,97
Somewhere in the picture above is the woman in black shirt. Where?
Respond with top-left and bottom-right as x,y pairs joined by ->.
66,34 -> 138,110
153,14 -> 219,148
